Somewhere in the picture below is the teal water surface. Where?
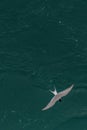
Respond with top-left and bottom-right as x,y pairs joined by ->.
0,0 -> 87,130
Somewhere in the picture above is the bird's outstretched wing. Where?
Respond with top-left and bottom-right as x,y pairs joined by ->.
58,84 -> 74,97
42,94 -> 60,111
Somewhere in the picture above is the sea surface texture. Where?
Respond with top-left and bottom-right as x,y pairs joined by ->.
0,0 -> 87,130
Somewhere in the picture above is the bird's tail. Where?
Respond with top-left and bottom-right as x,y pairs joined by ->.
49,86 -> 58,95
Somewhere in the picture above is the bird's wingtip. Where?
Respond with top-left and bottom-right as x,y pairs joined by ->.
42,107 -> 47,111
71,84 -> 74,88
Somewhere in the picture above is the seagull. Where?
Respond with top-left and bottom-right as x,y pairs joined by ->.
42,84 -> 74,111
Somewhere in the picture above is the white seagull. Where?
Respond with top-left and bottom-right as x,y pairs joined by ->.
42,84 -> 74,111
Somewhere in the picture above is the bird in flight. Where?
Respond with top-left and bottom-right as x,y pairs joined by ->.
42,84 -> 74,111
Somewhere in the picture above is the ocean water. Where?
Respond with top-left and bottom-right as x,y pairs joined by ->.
0,0 -> 87,130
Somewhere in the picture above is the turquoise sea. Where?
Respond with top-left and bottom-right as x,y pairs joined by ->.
0,0 -> 87,130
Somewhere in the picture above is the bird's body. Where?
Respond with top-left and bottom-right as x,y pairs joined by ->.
42,84 -> 74,111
